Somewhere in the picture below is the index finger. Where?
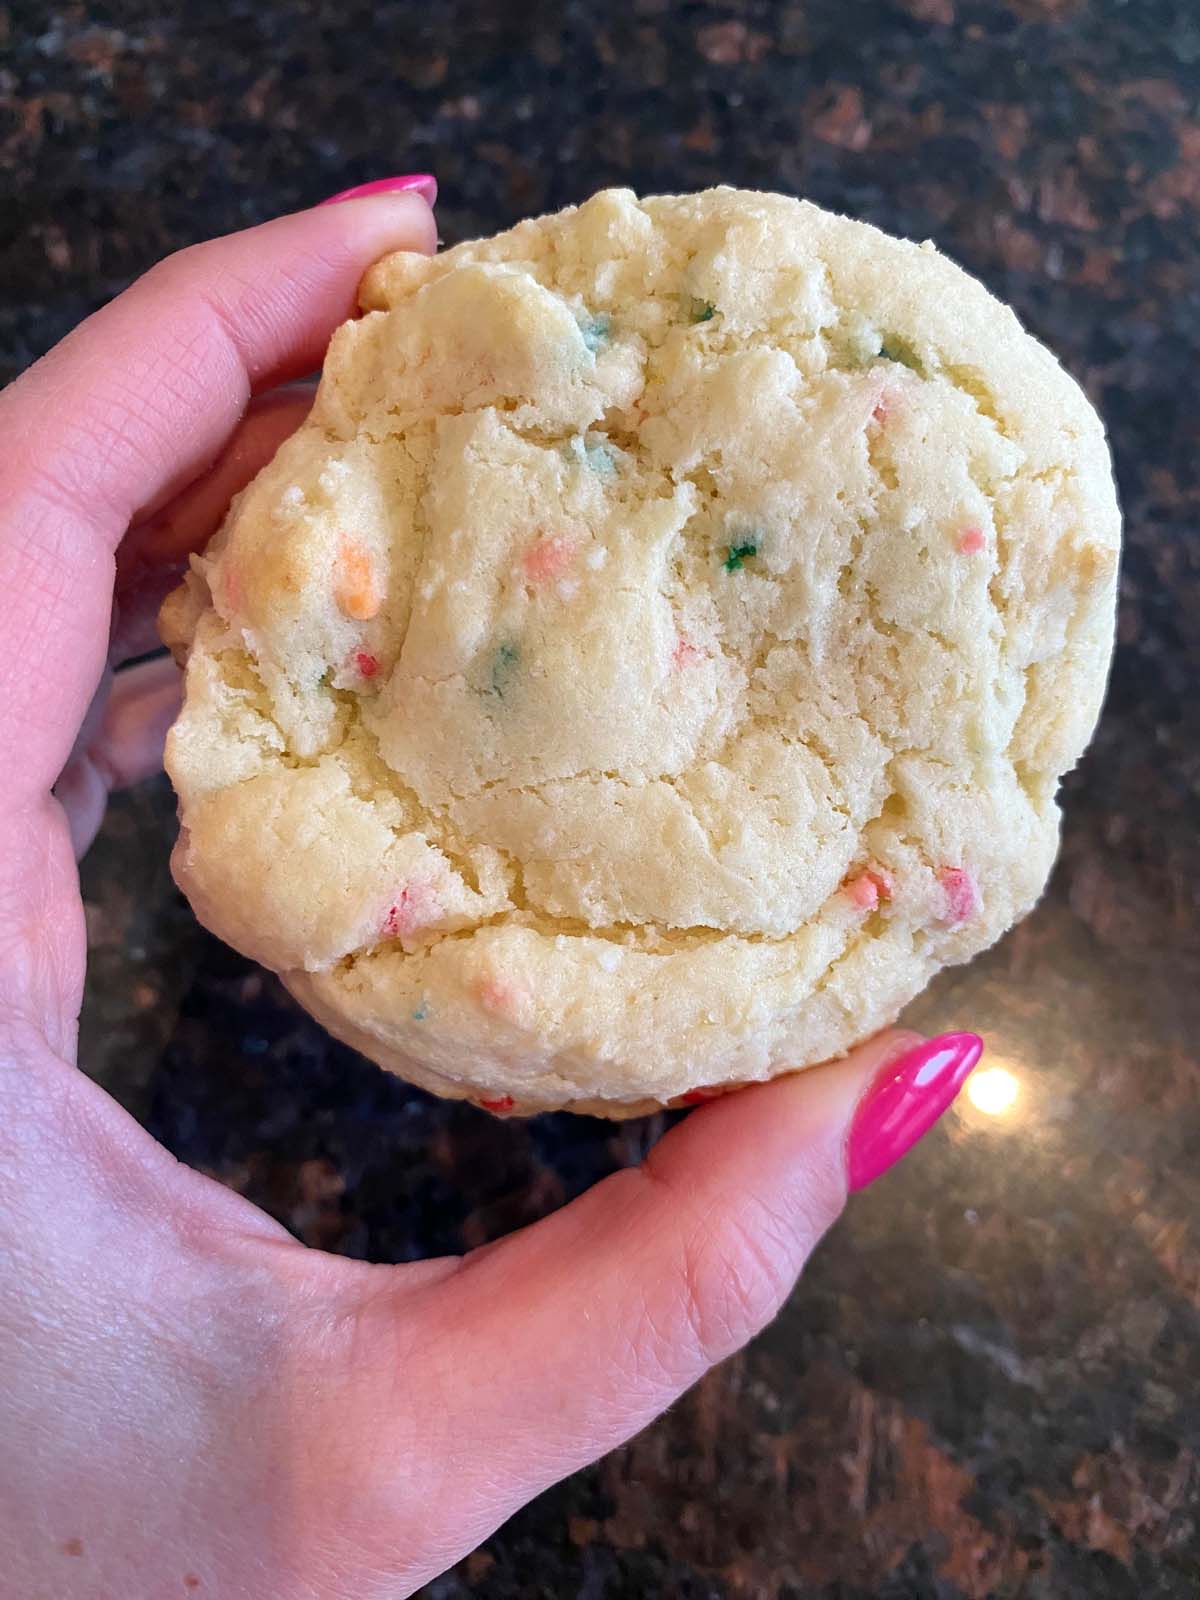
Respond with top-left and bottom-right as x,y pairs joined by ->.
0,191 -> 437,801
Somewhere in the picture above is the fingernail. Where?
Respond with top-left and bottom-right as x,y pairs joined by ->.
320,174 -> 437,207
847,1032 -> 983,1192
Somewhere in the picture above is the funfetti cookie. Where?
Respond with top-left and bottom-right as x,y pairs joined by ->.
161,187 -> 1120,1117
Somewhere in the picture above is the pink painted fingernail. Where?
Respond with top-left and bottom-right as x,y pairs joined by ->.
847,1032 -> 983,1192
320,174 -> 437,207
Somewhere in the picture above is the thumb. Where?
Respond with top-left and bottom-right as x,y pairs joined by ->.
371,1027 -> 981,1573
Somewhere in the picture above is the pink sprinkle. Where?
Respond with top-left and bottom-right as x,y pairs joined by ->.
672,636 -> 701,670
354,650 -> 380,679
870,866 -> 895,900
844,873 -> 880,911
843,866 -> 895,911
872,386 -> 900,424
382,882 -> 440,941
479,1094 -> 515,1114
938,866 -> 979,924
522,535 -> 576,586
957,526 -> 986,555
477,978 -> 518,1016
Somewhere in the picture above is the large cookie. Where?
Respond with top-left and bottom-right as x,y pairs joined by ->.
162,187 -> 1120,1117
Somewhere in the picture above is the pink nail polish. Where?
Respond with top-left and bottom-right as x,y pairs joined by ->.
320,174 -> 437,207
847,1032 -> 983,1192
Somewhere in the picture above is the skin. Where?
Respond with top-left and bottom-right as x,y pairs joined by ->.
0,191 -> 919,1598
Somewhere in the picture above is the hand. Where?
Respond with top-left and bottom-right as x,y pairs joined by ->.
0,183 -> 981,1597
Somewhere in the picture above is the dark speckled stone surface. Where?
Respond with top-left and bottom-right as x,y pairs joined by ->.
5,2 -> 1200,1594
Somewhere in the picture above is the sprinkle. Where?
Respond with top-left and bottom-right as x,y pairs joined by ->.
872,387 -> 899,424
672,636 -> 701,669
477,978 -> 518,1016
382,882 -> 440,941
957,526 -> 986,555
412,1003 -> 427,1021
585,442 -> 617,478
680,1087 -> 721,1105
843,866 -> 894,912
335,537 -> 381,620
687,297 -> 717,324
938,866 -> 979,924
490,640 -> 520,697
580,313 -> 612,353
479,1094 -> 515,1113
354,650 -> 380,679
585,546 -> 608,570
724,541 -> 758,572
523,534 -> 576,586
222,565 -> 242,612
844,874 -> 879,911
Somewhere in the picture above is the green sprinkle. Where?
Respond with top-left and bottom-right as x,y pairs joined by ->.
688,297 -> 717,324
581,313 -> 611,353
412,1003 -> 427,1021
585,442 -> 617,478
878,334 -> 924,374
491,640 -> 520,697
723,541 -> 758,572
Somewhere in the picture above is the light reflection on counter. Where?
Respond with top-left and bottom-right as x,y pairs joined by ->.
961,1062 -> 1022,1121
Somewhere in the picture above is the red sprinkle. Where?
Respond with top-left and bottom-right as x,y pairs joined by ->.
957,526 -> 986,555
479,1094 -> 515,1113
354,650 -> 380,678
938,866 -> 979,924
680,1087 -> 721,1105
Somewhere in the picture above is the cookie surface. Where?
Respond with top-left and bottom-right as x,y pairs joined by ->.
162,187 -> 1120,1117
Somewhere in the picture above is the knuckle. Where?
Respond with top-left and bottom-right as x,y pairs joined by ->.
675,1196 -> 800,1368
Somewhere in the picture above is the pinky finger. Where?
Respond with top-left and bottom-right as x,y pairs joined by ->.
54,655 -> 182,859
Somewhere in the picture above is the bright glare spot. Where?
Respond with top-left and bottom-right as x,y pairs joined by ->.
966,1065 -> 1020,1117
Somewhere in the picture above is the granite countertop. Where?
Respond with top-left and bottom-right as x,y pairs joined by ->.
4,1 -> 1199,1594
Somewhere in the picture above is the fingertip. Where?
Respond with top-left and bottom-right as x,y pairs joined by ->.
303,185 -> 440,258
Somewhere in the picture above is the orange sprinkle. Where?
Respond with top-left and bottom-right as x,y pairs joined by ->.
335,537 -> 381,620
